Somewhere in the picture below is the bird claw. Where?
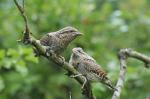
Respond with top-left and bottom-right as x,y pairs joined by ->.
69,74 -> 83,78
81,85 -> 85,90
46,52 -> 50,56
45,48 -> 54,57
45,50 -> 52,57
81,76 -> 87,90
52,55 -> 65,65
69,74 -> 87,90
51,54 -> 65,64
70,75 -> 76,78
58,55 -> 65,64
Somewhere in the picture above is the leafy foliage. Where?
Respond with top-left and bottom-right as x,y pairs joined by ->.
0,0 -> 150,99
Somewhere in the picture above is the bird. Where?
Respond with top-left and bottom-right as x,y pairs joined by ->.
69,47 -> 116,90
39,26 -> 82,59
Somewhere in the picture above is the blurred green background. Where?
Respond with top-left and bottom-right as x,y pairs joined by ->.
0,0 -> 150,99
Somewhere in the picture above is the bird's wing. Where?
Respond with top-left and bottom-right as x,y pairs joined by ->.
80,52 -> 96,63
40,34 -> 53,46
82,60 -> 107,79
84,54 -> 96,62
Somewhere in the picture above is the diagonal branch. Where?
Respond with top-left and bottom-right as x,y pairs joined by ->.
112,48 -> 150,99
14,0 -> 95,99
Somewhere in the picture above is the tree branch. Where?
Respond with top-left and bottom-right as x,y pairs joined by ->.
125,49 -> 150,68
14,0 -> 95,99
14,0 -> 30,44
111,49 -> 128,99
112,48 -> 150,99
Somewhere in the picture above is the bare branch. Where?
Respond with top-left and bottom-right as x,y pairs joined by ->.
22,0 -> 25,10
69,91 -> 72,99
112,48 -> 150,99
14,0 -> 30,44
125,49 -> 150,68
111,49 -> 128,99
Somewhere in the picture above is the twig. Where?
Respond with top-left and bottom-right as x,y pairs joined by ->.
14,0 -> 95,99
69,91 -> 72,99
14,0 -> 30,44
125,48 -> 150,68
112,48 -> 150,99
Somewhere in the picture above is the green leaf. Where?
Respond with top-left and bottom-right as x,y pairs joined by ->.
15,60 -> 28,76
0,49 -> 5,60
25,54 -> 39,63
0,76 -> 5,92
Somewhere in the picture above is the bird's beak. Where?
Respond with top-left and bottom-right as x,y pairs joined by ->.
76,32 -> 83,36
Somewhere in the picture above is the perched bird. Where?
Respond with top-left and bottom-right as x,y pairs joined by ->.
69,47 -> 116,90
39,26 -> 82,57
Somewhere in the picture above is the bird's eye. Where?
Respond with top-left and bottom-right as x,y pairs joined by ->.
69,30 -> 75,32
77,63 -> 80,67
78,50 -> 81,53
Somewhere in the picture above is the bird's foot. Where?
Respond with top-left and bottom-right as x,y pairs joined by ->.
45,50 -> 52,57
51,55 -> 65,65
49,53 -> 65,65
69,74 -> 87,90
81,76 -> 87,90
70,74 -> 83,78
57,55 -> 65,64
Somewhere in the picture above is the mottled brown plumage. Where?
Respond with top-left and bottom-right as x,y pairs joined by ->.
69,47 -> 116,90
39,26 -> 82,56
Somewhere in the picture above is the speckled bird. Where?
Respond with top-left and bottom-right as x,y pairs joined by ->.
39,26 -> 82,56
69,47 -> 116,90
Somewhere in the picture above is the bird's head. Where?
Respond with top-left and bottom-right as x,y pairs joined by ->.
72,47 -> 96,62
58,26 -> 83,36
72,47 -> 85,58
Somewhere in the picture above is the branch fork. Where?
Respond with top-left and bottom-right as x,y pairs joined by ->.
112,48 -> 150,99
